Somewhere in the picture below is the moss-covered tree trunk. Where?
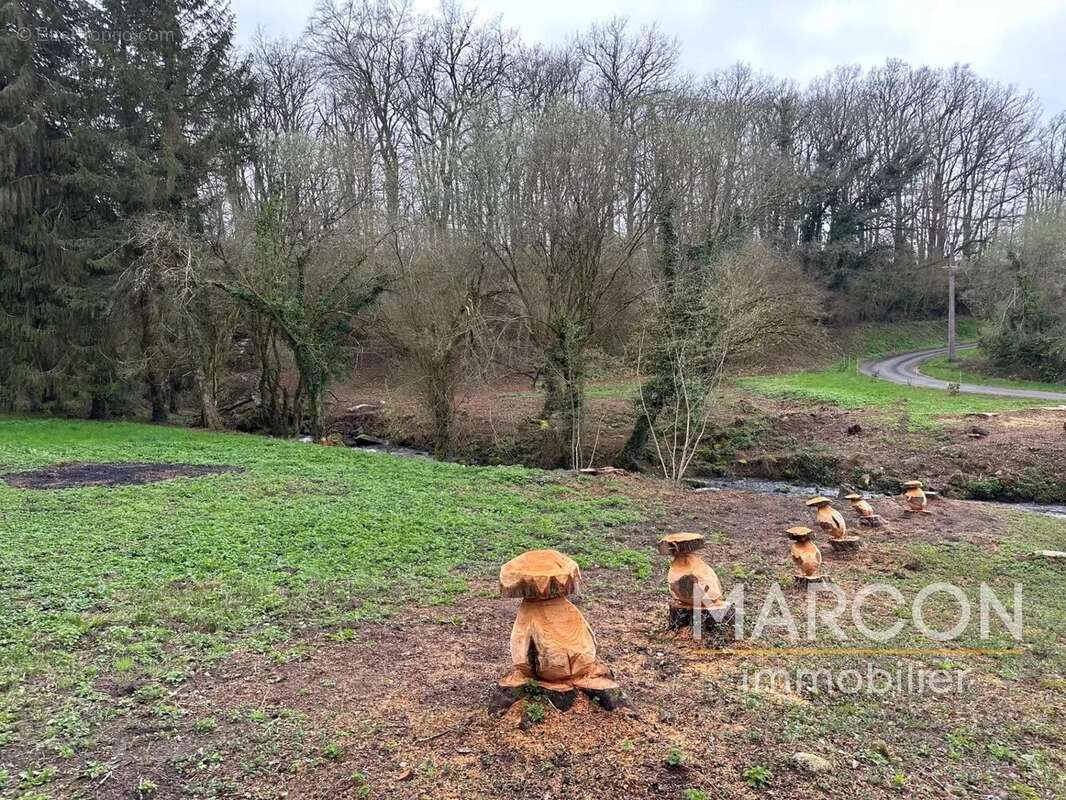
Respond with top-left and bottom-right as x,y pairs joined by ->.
620,374 -> 673,468
620,200 -> 682,468
541,321 -> 587,469
139,291 -> 168,424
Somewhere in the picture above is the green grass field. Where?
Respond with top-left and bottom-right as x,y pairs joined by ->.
0,418 -> 647,765
922,348 -> 1066,393
739,369 -> 1052,429
1,418 -> 1064,798
739,319 -> 1055,428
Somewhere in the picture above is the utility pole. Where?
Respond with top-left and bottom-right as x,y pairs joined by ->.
945,261 -> 959,362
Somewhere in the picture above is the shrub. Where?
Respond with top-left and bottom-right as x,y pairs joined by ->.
743,765 -> 772,789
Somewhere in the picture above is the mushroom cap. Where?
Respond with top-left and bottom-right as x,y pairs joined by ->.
657,531 -> 706,556
844,493 -> 863,500
805,496 -> 831,507
786,526 -> 815,540
499,549 -> 581,599
902,480 -> 924,489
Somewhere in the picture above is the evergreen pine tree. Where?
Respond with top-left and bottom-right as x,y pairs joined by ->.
0,0 -> 107,412
93,0 -> 249,421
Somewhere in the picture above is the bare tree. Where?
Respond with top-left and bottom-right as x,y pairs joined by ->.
310,0 -> 414,225
380,231 -> 493,457
481,103 -> 650,467
638,240 -> 822,481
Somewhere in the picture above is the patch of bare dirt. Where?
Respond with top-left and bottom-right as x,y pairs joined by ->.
327,357 -> 636,468
734,400 -> 1066,500
581,475 -> 1005,564
3,461 -> 241,489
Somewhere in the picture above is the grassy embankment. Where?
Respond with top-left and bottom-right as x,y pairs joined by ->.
922,347 -> 1066,393
738,319 -> 1058,429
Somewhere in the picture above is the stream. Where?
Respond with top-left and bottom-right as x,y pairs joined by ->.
687,476 -> 1066,520
335,436 -> 1066,520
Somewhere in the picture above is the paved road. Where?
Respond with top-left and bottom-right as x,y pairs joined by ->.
859,343 -> 1066,401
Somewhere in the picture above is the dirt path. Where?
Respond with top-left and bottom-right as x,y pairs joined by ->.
859,343 -> 1066,401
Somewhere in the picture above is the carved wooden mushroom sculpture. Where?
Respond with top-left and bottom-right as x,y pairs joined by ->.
493,549 -> 627,712
806,496 -> 860,551
657,532 -> 734,631
902,480 -> 931,514
787,526 -> 828,588
844,493 -> 885,528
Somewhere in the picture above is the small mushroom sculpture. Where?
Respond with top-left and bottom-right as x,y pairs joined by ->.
786,526 -> 828,588
844,493 -> 885,528
806,496 -> 861,551
902,480 -> 931,514
657,532 -> 735,632
492,549 -> 627,712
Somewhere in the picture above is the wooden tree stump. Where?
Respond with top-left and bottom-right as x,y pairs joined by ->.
787,527 -> 829,587
902,480 -> 931,514
494,549 -> 629,714
844,494 -> 886,528
794,574 -> 833,588
658,533 -> 734,636
667,601 -> 736,630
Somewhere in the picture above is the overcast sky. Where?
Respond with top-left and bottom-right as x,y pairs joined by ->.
231,0 -> 1066,115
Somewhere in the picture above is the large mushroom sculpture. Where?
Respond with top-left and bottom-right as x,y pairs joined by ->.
657,532 -> 734,632
844,493 -> 886,528
492,549 -> 627,712
902,480 -> 932,514
806,495 -> 861,552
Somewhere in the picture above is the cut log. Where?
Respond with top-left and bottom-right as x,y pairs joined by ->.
578,466 -> 627,476
657,532 -> 706,556
500,550 -> 582,599
828,537 -> 862,552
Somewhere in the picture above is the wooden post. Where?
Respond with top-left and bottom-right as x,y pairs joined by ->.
946,264 -> 958,362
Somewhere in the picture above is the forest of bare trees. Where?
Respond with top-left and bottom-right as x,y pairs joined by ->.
4,0 -> 1066,466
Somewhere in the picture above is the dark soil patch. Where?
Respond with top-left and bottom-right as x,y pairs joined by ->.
3,461 -> 241,489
